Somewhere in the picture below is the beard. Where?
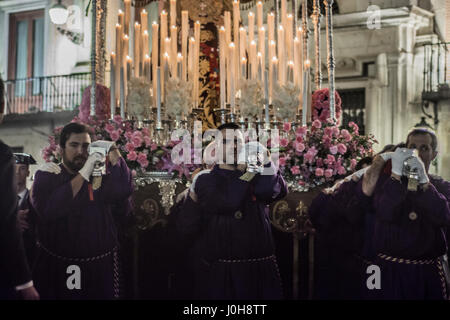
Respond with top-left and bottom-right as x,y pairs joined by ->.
63,153 -> 87,172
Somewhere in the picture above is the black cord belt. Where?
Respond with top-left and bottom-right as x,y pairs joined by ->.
37,241 -> 117,263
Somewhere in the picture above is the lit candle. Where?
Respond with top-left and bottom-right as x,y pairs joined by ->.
241,57 -> 247,79
141,9 -> 148,33
302,59 -> 310,126
219,27 -> 226,109
160,11 -> 168,80
257,52 -> 263,81
277,26 -> 285,84
126,56 -> 132,82
233,1 -> 240,87
163,52 -> 170,99
142,30 -> 149,59
118,9 -> 124,29
239,27 -> 247,63
248,12 -> 255,44
258,26 -> 265,79
250,40 -> 257,79
144,54 -> 151,80
115,24 -> 122,103
110,52 -> 116,119
286,14 -> 293,61
156,67 -> 161,126
267,12 -> 274,45
271,56 -> 278,102
152,22 -> 159,108
264,70 -> 269,125
177,53 -> 183,79
287,60 -> 294,83
123,34 -> 129,68
256,1 -> 263,30
229,42 -> 236,113
181,11 -> 189,81
188,37 -> 195,82
194,21 -> 200,106
134,22 -> 141,77
124,0 -> 131,37
171,26 -> 178,77
294,37 -> 300,86
281,0 -> 287,34
170,0 -> 176,27
120,65 -> 125,118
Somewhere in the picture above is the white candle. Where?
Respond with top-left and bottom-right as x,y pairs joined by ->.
281,0 -> 287,34
115,24 -> 122,103
156,67 -> 161,126
224,11 -> 231,45
294,37 -> 300,86
229,42 -> 236,113
120,65 -> 125,118
268,12 -> 275,45
144,54 -> 151,80
123,34 -> 129,68
152,22 -> 159,108
250,40 -> 257,79
110,52 -> 116,119
277,26 -> 285,85
264,70 -> 269,125
134,22 -> 141,77
170,0 -> 177,27
141,9 -> 148,33
287,60 -> 294,83
177,53 -> 183,79
286,14 -> 293,61
181,11 -> 189,81
248,12 -> 255,44
188,37 -> 195,82
219,27 -> 226,109
256,1 -> 263,30
126,56 -> 132,82
163,52 -> 170,101
258,26 -> 265,78
160,11 -> 168,81
142,29 -> 149,59
239,27 -> 247,62
257,52 -> 263,81
241,57 -> 247,79
194,21 -> 201,106
171,25 -> 178,77
271,56 -> 278,102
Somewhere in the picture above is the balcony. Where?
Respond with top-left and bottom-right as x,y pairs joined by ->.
3,72 -> 91,115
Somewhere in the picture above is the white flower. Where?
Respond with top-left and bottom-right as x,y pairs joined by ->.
165,78 -> 193,118
239,79 -> 266,119
272,82 -> 300,121
127,77 -> 152,120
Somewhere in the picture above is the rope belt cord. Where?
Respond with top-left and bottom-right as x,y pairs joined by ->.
377,253 -> 436,265
217,255 -> 276,263
37,241 -> 117,263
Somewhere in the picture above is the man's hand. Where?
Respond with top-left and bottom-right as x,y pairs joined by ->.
37,162 -> 61,175
390,148 -> 415,176
17,209 -> 30,232
362,154 -> 388,196
78,152 -> 104,181
107,148 -> 121,166
19,286 -> 40,300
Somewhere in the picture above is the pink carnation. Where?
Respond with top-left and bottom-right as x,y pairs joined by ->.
137,152 -> 149,168
327,154 -> 335,164
295,142 -> 305,153
144,136 -> 152,147
127,151 -> 138,161
324,169 -> 334,178
324,127 -> 333,137
125,142 -> 135,152
312,119 -> 322,129
337,143 -> 347,155
315,168 -> 324,176
296,135 -> 303,143
150,143 -> 158,151
280,138 -> 289,148
283,122 -> 292,132
109,130 -> 120,142
296,126 -> 307,136
105,123 -> 115,134
131,135 -> 143,148
341,129 -> 352,142
279,157 -> 287,167
337,166 -> 347,175
316,157 -> 324,167
304,151 -> 315,163
329,145 -> 338,155
290,165 -> 300,175
124,131 -> 133,140
332,126 -> 340,137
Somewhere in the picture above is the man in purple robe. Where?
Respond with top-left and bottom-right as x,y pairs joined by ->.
177,123 -> 287,299
30,123 -> 133,299
369,128 -> 450,300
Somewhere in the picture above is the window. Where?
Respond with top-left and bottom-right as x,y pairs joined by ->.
339,88 -> 365,135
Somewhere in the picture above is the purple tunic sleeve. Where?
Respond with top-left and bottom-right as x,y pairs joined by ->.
30,170 -> 80,221
252,162 -> 288,205
414,182 -> 450,227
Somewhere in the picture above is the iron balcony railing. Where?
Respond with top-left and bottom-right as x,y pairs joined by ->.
4,72 -> 91,115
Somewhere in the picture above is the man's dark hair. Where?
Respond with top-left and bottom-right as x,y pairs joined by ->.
377,144 -> 396,155
217,123 -> 240,131
406,128 -> 438,151
59,123 -> 90,148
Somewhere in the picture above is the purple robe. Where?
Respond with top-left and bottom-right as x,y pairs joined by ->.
309,178 -> 373,299
30,157 -> 133,299
372,173 -> 450,300
177,163 -> 287,300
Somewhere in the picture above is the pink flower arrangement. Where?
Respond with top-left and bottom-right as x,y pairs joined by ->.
272,109 -> 377,188
78,84 -> 111,122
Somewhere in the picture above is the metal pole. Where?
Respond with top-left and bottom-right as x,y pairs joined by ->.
90,0 -> 97,116
324,0 -> 336,122
275,0 -> 279,43
312,0 -> 321,90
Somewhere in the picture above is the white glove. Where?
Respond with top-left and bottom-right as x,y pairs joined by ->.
390,148 -> 415,176
245,141 -> 269,172
37,162 -> 61,174
379,152 -> 393,162
78,152 -> 104,181
88,140 -> 115,154
404,156 -> 429,184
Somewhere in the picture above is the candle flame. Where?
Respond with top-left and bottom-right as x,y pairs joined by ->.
242,57 -> 247,62
116,23 -> 121,27
164,52 -> 169,58
118,9 -> 123,14
162,10 -> 166,14
124,34 -> 129,39
239,27 -> 245,31
135,22 -> 140,26
142,9 -> 147,14
304,59 -> 311,68
249,12 -> 254,16
126,56 -> 132,62
257,52 -> 262,57
270,40 -> 276,45
250,40 -> 256,45
144,30 -> 148,35
272,56 -> 278,62
152,21 -> 158,25
145,54 -> 150,59
229,42 -> 235,48
260,26 -> 265,31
